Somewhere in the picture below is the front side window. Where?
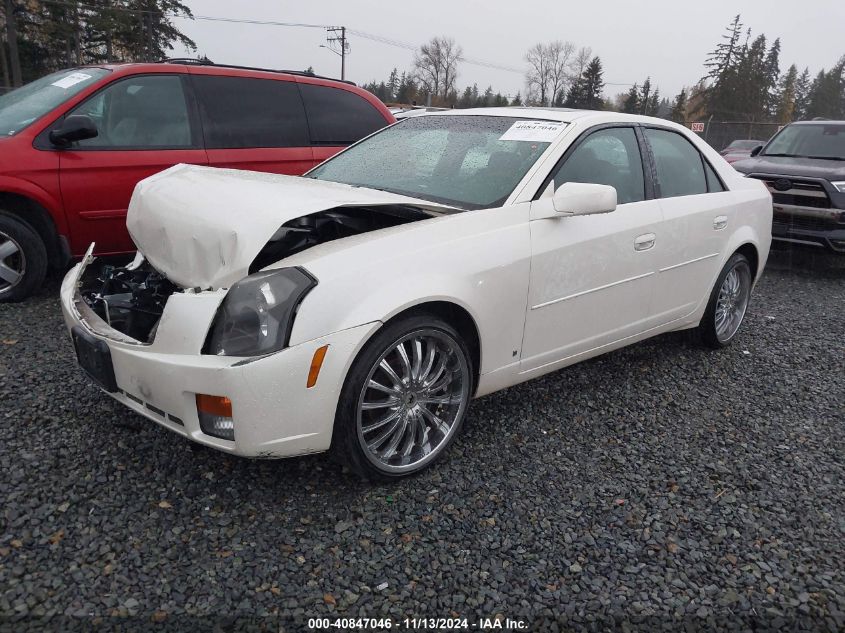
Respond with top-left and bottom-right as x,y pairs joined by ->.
299,83 -> 388,145
193,75 -> 309,149
308,115 -> 560,209
0,68 -> 109,137
645,128 -> 708,198
550,127 -> 645,204
763,123 -> 845,160
69,75 -> 192,148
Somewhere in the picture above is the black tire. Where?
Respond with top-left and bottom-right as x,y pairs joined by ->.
696,252 -> 752,349
331,314 -> 474,481
0,212 -> 48,303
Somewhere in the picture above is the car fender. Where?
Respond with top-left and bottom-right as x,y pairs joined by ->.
0,174 -> 69,237
286,204 -> 533,377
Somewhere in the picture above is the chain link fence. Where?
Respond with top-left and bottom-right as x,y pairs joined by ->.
686,120 -> 784,152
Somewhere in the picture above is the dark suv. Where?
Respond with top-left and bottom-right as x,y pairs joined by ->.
733,120 -> 845,253
0,61 -> 394,302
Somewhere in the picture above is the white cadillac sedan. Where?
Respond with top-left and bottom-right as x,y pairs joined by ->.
61,108 -> 772,479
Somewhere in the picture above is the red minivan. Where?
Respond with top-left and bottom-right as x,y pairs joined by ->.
0,61 -> 394,302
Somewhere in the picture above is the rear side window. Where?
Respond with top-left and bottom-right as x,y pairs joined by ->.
704,161 -> 725,192
193,75 -> 309,149
644,128 -> 708,198
299,83 -> 387,145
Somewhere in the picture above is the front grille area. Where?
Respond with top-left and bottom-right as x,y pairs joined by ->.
772,213 -> 835,232
749,176 -> 831,209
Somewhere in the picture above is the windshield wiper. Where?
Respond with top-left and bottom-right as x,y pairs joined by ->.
761,153 -> 804,158
805,155 -> 845,161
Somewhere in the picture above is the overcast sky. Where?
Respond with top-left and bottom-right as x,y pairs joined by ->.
171,0 -> 845,101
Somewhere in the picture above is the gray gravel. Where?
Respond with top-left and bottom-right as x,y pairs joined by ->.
1,249 -> 844,632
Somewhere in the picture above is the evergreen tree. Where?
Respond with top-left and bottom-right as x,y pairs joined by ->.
387,68 -> 399,101
793,67 -> 812,120
510,92 -> 523,106
621,83 -> 640,113
763,37 -> 781,115
806,58 -> 845,119
565,57 -> 604,109
670,89 -> 688,123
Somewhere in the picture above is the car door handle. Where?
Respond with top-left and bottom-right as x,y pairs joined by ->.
713,215 -> 728,230
634,233 -> 656,251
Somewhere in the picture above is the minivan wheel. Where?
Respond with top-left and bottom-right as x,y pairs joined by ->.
697,252 -> 752,348
0,212 -> 47,303
332,315 -> 472,480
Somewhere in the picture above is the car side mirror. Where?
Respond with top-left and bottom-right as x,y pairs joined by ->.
49,115 -> 98,148
750,145 -> 763,157
534,182 -> 617,219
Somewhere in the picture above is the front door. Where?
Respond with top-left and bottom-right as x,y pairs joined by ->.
58,74 -> 207,255
521,126 -> 663,372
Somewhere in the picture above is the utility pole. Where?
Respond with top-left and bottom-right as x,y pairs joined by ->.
326,26 -> 348,80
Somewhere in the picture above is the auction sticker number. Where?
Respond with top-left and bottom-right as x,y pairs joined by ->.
499,120 -> 565,143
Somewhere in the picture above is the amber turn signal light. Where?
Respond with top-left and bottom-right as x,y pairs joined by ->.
195,394 -> 233,417
307,345 -> 329,388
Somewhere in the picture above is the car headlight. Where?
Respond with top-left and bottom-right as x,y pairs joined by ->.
205,267 -> 316,356
832,181 -> 845,193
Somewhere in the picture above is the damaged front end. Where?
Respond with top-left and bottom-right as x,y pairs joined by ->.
77,257 -> 180,343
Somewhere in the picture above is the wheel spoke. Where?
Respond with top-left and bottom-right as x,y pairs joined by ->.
367,415 -> 403,450
361,397 -> 400,410
400,410 -> 419,457
0,240 -> 18,261
362,408 -> 402,433
0,263 -> 21,284
419,405 -> 450,436
378,359 -> 403,390
418,343 -> 436,384
367,379 -> 400,396
380,416 -> 409,459
411,338 -> 423,381
395,343 -> 412,382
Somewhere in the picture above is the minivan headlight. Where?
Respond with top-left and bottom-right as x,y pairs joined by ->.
205,268 -> 316,356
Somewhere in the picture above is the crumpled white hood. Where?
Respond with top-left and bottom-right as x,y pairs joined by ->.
127,164 -> 451,289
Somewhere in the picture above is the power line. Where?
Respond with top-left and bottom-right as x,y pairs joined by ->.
38,1 -> 636,85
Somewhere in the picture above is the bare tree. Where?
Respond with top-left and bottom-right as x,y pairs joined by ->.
414,36 -> 463,101
570,46 -> 593,80
526,41 -> 576,106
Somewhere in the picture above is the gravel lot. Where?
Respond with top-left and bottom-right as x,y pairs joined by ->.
1,249 -> 844,632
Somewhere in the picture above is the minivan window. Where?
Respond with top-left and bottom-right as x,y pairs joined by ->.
299,83 -> 387,145
0,68 -> 109,137
68,75 -> 192,148
193,75 -> 309,149
645,128 -> 708,198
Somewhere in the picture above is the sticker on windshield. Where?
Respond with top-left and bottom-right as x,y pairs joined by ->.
51,72 -> 92,89
499,120 -> 565,143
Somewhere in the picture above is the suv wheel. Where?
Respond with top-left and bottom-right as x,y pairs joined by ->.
0,212 -> 48,303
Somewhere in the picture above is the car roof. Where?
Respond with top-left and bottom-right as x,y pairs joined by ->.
423,106 -> 682,127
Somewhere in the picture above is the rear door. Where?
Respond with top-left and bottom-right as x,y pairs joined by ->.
642,127 -> 734,323
57,73 -> 207,254
191,73 -> 314,175
298,81 -> 393,166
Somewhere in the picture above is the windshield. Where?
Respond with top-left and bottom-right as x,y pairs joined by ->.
307,115 -> 564,209
763,124 -> 845,160
0,68 -> 110,137
726,140 -> 762,151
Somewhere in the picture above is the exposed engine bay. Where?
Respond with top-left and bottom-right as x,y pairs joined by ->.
249,205 -> 434,273
80,205 -> 434,342
79,260 -> 180,343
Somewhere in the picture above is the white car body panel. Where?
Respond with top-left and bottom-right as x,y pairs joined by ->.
60,108 -> 772,459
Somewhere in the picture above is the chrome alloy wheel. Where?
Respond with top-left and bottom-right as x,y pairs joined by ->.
714,260 -> 751,343
356,329 -> 470,473
0,231 -> 26,297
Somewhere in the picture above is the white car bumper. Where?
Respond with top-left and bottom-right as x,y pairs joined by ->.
59,258 -> 380,458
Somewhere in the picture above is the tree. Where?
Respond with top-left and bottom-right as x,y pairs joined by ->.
670,88 -> 688,123
524,40 -> 574,107
806,58 -> 845,119
4,0 -> 22,86
775,64 -> 798,123
565,56 -> 604,109
793,67 -> 812,120
621,83 -> 640,113
510,92 -> 523,106
413,36 -> 463,102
